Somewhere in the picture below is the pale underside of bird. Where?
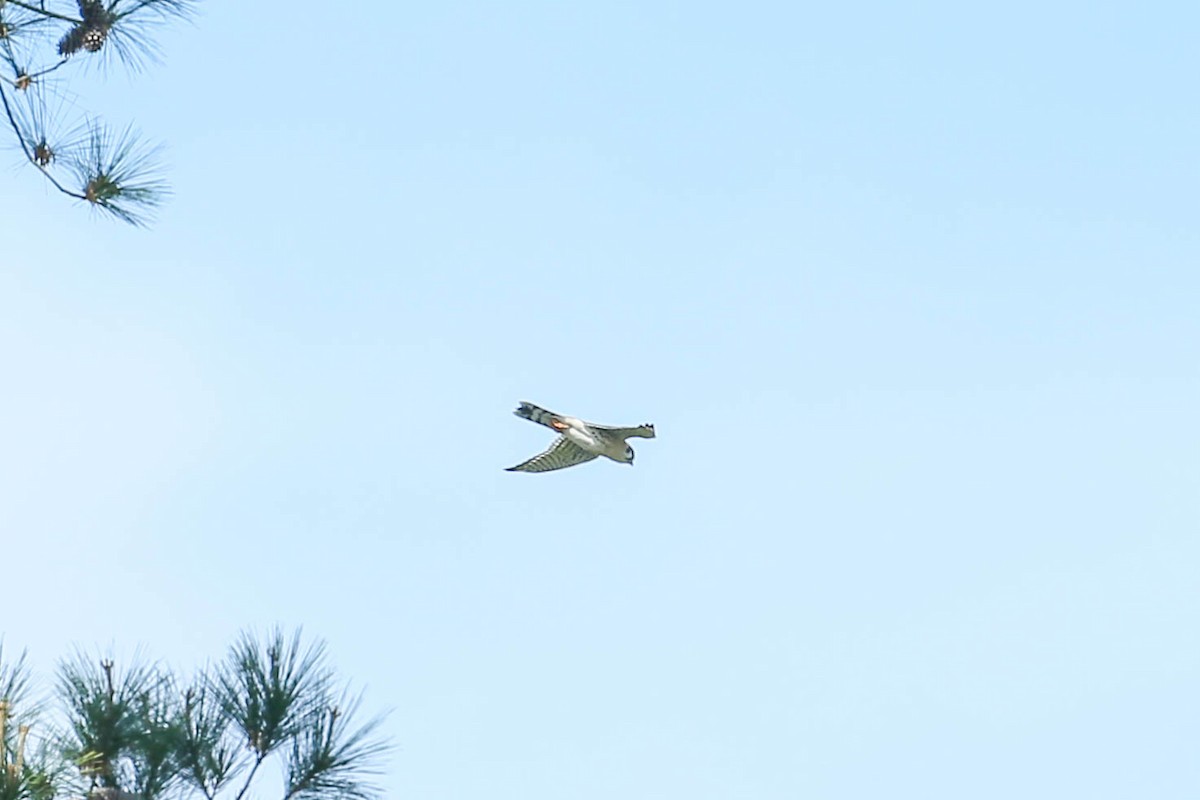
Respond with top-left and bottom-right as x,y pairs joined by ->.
505,402 -> 656,473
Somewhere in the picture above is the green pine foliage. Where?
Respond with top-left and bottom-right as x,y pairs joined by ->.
0,0 -> 200,225
0,632 -> 390,800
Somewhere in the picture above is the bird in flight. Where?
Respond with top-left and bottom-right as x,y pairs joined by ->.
505,402 -> 656,473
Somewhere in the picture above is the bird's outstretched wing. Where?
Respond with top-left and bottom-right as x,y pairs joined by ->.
589,423 -> 656,439
505,436 -> 598,473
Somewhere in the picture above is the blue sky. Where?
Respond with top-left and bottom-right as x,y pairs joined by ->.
2,1 -> 1199,797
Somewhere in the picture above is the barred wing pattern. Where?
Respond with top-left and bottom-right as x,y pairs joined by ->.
505,436 -> 599,473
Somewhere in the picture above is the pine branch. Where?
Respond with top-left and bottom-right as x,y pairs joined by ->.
1,0 -> 198,223
64,122 -> 170,226
178,682 -> 237,800
0,645 -> 64,800
2,2 -> 82,26
283,692 -> 391,800
0,81 -> 87,200
0,644 -> 36,716
215,629 -> 333,763
57,654 -> 164,790
126,680 -> 184,800
5,633 -> 392,800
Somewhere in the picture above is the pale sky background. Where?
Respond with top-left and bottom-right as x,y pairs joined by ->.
2,2 -> 1199,798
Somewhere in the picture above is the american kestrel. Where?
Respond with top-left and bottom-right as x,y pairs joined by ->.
505,402 -> 657,473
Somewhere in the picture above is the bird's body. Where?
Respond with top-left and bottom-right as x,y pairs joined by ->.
506,402 -> 656,473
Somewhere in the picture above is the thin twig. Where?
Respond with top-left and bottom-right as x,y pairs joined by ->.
28,58 -> 72,80
0,57 -> 68,86
232,755 -> 265,800
117,0 -> 195,19
4,1 -> 83,24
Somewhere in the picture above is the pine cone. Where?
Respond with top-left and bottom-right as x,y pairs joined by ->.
82,25 -> 107,51
58,2 -> 114,55
57,25 -> 87,55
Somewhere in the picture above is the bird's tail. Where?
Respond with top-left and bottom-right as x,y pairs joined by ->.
513,401 -> 564,431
